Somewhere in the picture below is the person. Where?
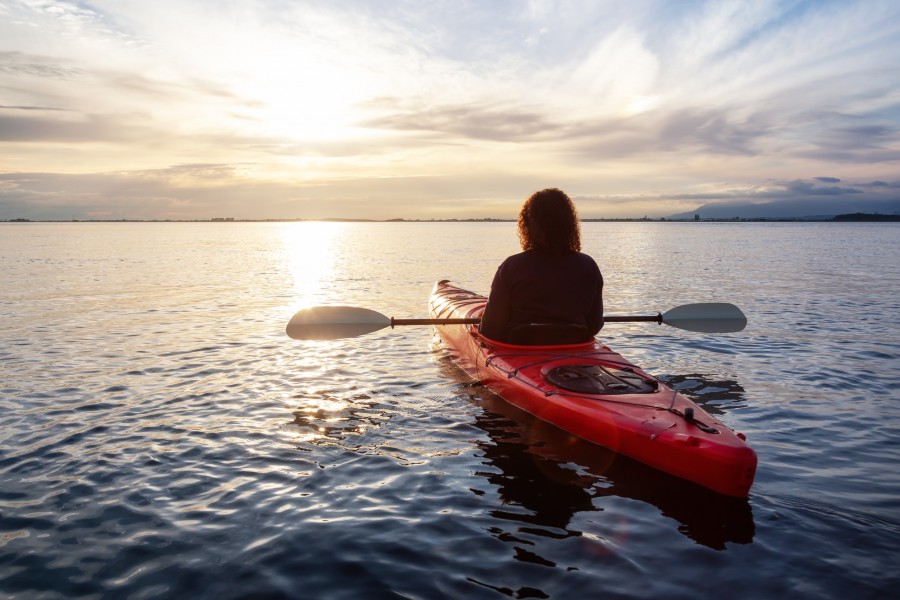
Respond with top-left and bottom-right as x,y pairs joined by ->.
480,188 -> 603,345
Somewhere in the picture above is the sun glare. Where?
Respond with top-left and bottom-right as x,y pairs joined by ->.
240,55 -> 372,141
625,95 -> 660,115
258,86 -> 356,140
280,221 -> 345,307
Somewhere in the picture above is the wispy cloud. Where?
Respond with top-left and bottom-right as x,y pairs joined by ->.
0,50 -> 85,79
361,98 -> 564,142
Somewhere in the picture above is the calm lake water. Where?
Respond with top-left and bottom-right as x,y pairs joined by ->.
2,221 -> 899,599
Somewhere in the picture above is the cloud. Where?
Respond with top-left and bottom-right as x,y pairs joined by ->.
0,112 -> 142,142
789,113 -> 900,163
555,105 -> 776,164
0,50 -> 85,79
659,178 -> 889,203
0,104 -> 69,111
861,180 -> 896,188
783,179 -> 861,196
361,98 -> 563,142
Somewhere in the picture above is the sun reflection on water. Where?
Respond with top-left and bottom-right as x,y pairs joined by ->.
278,222 -> 349,424
279,221 -> 344,308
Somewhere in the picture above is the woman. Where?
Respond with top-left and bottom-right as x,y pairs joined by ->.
480,188 -> 604,345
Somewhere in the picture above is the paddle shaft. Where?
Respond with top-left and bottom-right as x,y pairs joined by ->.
604,314 -> 663,324
390,314 -> 663,327
391,318 -> 479,327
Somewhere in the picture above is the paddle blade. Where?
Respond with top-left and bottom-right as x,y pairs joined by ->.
286,306 -> 391,340
661,303 -> 747,333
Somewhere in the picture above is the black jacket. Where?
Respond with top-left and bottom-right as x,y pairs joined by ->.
480,250 -> 604,343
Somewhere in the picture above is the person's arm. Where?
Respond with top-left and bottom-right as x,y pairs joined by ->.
480,264 -> 511,340
587,270 -> 604,336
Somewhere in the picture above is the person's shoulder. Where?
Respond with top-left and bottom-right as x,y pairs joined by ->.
501,251 -> 532,266
573,252 -> 602,273
494,251 -> 529,276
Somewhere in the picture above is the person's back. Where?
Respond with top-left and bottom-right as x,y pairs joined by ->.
480,189 -> 604,344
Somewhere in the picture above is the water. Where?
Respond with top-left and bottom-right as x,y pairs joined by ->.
2,221 -> 899,599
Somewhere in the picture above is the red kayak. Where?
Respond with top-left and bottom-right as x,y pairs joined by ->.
429,280 -> 757,498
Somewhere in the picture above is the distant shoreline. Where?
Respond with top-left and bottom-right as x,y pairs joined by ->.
4,213 -> 900,223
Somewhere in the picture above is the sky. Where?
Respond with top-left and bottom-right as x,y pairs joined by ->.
1,0 -> 899,220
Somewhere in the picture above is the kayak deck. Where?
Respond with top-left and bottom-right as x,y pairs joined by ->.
429,280 -> 757,498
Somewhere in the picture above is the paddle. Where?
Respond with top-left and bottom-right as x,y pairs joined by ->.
286,302 -> 747,340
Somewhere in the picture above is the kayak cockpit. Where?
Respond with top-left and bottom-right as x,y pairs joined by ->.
543,363 -> 659,395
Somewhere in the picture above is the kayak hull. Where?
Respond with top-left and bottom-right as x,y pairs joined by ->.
429,280 -> 757,498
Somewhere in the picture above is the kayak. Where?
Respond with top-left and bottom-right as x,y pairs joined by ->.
429,280 -> 757,498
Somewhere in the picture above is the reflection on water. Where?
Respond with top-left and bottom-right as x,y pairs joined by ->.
659,373 -> 749,416
435,355 -> 755,552
279,221 -> 344,308
289,390 -> 377,444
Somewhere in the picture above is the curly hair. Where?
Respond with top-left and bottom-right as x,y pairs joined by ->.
517,188 -> 581,254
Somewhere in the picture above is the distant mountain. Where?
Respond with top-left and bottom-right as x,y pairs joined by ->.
833,213 -> 900,221
667,198 -> 900,220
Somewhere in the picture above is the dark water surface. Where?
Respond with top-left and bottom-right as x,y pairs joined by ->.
2,221 -> 899,599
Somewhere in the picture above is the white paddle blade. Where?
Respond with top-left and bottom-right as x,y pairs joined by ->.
286,306 -> 391,340
661,303 -> 747,333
